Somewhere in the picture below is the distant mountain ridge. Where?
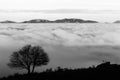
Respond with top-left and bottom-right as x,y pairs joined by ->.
22,19 -> 51,23
0,20 -> 16,23
0,18 -> 98,23
22,18 -> 98,23
53,18 -> 98,23
114,20 -> 120,23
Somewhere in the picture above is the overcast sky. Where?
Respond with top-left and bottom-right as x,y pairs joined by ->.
0,0 -> 120,22
0,0 -> 120,10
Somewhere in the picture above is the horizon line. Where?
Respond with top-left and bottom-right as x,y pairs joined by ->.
0,18 -> 118,23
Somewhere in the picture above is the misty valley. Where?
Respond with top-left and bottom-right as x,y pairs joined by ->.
0,23 -> 120,79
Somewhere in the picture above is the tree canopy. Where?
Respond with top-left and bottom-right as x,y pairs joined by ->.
7,44 -> 49,74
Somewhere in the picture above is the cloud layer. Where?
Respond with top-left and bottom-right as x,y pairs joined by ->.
0,23 -> 120,77
0,23 -> 120,45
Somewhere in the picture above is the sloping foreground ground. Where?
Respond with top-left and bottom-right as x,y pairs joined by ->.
0,62 -> 120,80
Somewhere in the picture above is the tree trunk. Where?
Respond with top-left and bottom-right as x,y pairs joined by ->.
27,67 -> 31,74
32,65 -> 35,73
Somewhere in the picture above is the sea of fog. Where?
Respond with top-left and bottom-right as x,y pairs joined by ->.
0,23 -> 120,77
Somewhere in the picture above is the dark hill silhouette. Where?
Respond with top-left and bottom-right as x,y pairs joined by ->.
114,20 -> 120,23
22,18 -> 98,23
0,20 -> 16,23
0,61 -> 120,80
84,20 -> 98,23
54,18 -> 98,23
22,19 -> 51,23
54,18 -> 84,23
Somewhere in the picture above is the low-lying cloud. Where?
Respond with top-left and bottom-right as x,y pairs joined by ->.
0,23 -> 120,77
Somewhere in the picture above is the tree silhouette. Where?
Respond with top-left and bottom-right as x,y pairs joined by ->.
7,45 -> 49,74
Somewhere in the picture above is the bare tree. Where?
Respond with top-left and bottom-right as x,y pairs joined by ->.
7,45 -> 49,74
